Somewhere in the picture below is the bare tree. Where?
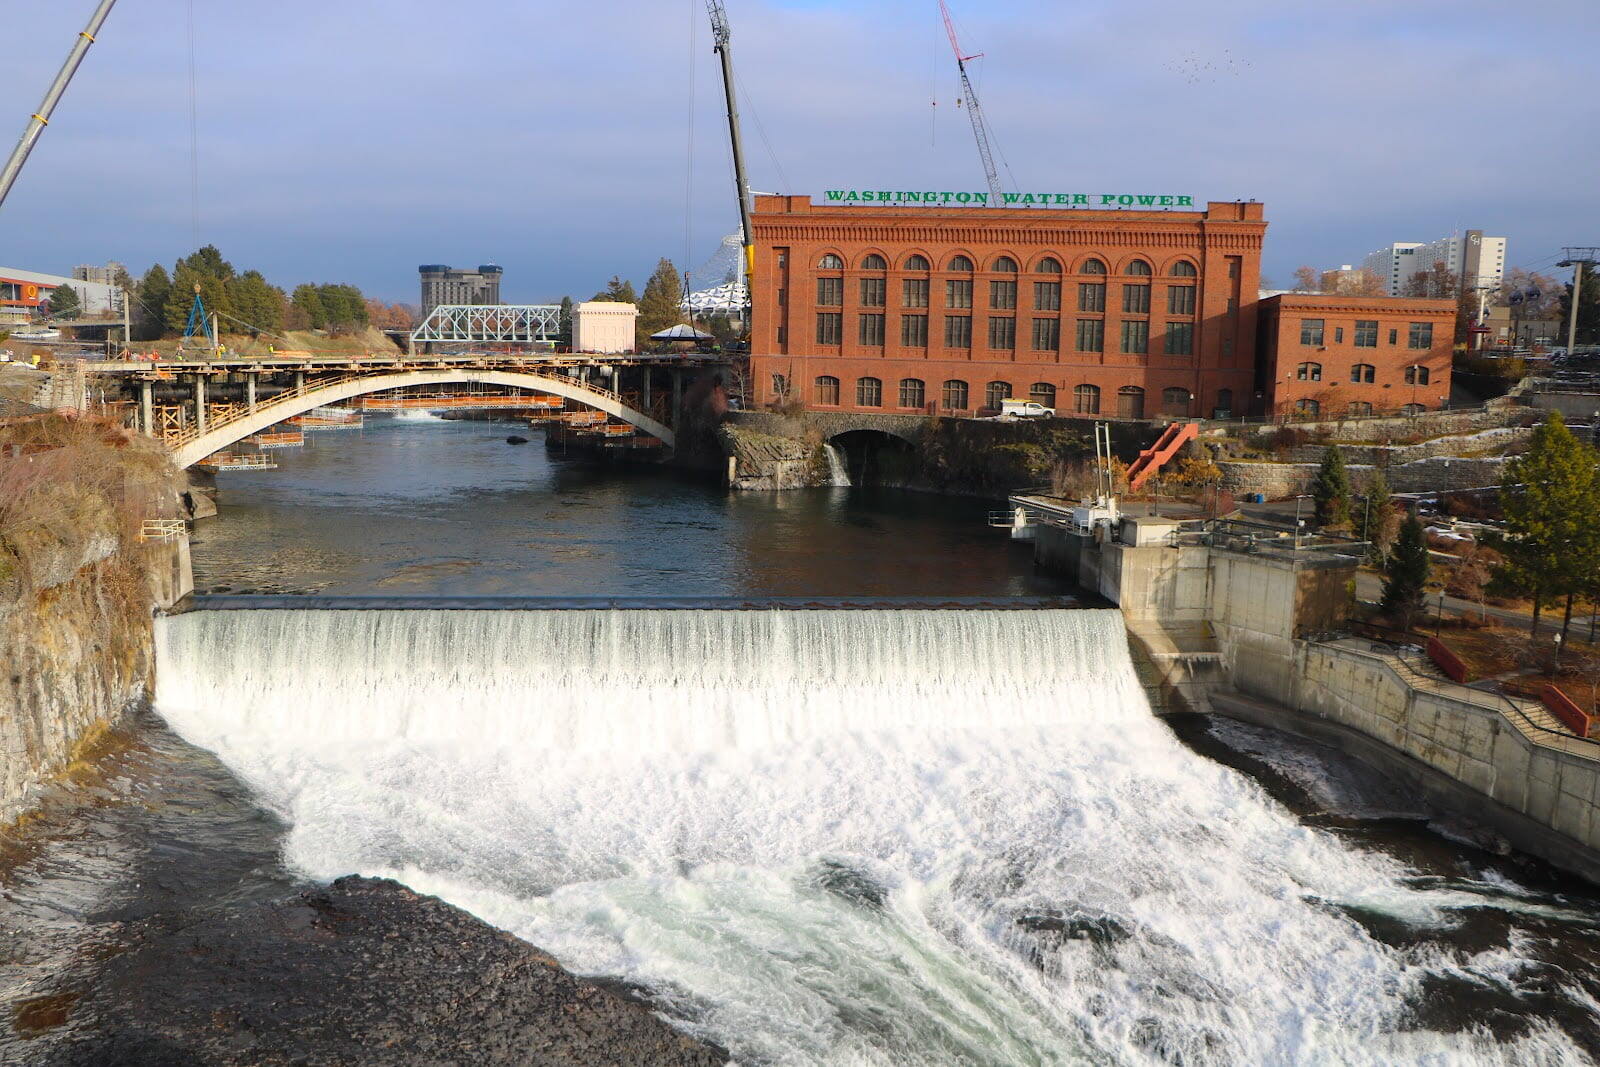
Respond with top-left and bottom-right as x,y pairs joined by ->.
1292,265 -> 1320,293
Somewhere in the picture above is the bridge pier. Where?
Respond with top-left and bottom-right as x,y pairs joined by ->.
246,373 -> 258,413
194,375 -> 207,435
294,371 -> 306,394
671,369 -> 683,429
140,381 -> 153,435
641,369 -> 652,412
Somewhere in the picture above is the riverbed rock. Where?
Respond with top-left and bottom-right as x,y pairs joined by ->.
41,875 -> 726,1066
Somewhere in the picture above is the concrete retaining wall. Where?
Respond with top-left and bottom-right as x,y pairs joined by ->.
1218,456 -> 1508,497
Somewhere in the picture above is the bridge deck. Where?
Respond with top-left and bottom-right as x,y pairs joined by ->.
77,353 -> 730,378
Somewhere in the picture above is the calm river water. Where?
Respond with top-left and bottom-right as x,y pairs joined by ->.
6,414 -> 1600,1066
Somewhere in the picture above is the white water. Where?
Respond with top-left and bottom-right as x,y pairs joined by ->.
389,409 -> 450,424
823,443 -> 852,486
154,609 -> 1591,1065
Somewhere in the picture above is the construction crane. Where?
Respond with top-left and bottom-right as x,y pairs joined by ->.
940,0 -> 1003,204
705,0 -> 755,287
0,0 -> 119,213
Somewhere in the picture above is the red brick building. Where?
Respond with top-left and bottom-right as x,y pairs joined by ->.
747,195 -> 1452,420
1259,294 -> 1455,417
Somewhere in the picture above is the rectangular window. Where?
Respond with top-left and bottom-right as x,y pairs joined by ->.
860,278 -> 886,308
1168,285 -> 1195,315
902,278 -> 929,308
989,280 -> 1017,310
1354,320 -> 1378,347
1123,284 -> 1151,314
1034,282 -> 1061,311
1165,322 -> 1194,356
1408,322 -> 1434,349
899,378 -> 925,408
859,313 -> 885,346
1078,283 -> 1106,313
776,326 -> 786,346
1388,328 -> 1398,345
1032,317 -> 1060,352
817,277 -> 842,306
1121,320 -> 1149,355
946,279 -> 973,309
988,316 -> 1016,350
944,315 -> 972,348
1075,319 -> 1104,353
777,288 -> 787,307
816,312 -> 842,345
1300,318 -> 1324,346
1335,327 -> 1345,343
901,313 -> 928,347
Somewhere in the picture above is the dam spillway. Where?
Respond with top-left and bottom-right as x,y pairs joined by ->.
151,606 -> 1598,1065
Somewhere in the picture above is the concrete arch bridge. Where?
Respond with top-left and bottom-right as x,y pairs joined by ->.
79,355 -> 726,469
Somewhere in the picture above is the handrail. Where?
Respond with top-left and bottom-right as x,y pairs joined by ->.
138,518 -> 186,542
1328,628 -> 1600,754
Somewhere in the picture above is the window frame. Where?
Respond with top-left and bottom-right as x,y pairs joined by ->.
814,375 -> 840,406
941,379 -> 969,411
856,376 -> 883,407
898,377 -> 926,409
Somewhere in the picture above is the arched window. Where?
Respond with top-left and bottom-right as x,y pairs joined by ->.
1127,260 -> 1153,276
904,254 -> 931,271
1162,387 -> 1192,416
1405,365 -> 1431,385
1074,384 -> 1101,415
1296,362 -> 1322,382
862,253 -> 887,271
948,255 -> 974,272
1029,382 -> 1056,408
899,378 -> 926,409
1215,388 -> 1233,416
856,376 -> 882,407
818,253 -> 844,270
992,256 -> 1019,272
815,375 -> 840,405
1081,258 -> 1107,275
942,379 -> 969,411
1348,401 -> 1373,416
771,374 -> 788,398
1350,363 -> 1375,383
1171,261 -> 1198,277
1037,257 -> 1062,274
985,380 -> 1012,410
1295,398 -> 1321,417
1118,386 -> 1145,419
1402,403 -> 1425,416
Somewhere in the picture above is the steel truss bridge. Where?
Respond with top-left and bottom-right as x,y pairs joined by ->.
409,304 -> 562,350
74,352 -> 731,469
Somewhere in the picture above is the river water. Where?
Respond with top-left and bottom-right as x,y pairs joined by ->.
8,415 -> 1600,1065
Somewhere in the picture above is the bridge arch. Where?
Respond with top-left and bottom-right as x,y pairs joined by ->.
172,369 -> 673,469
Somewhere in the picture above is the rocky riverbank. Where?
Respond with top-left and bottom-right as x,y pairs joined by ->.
34,876 -> 727,1066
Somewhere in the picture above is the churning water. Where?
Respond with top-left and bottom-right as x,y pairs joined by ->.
154,608 -> 1600,1065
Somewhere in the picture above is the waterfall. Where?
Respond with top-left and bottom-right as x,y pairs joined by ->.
823,443 -> 851,486
152,608 -> 1592,1066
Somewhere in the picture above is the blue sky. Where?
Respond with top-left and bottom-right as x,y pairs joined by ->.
3,0 -> 1594,302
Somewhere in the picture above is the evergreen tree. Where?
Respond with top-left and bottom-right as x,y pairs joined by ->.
1381,510 -> 1430,630
47,284 -> 81,317
135,264 -> 171,340
1312,444 -> 1352,529
1497,410 -> 1600,635
290,285 -> 328,330
637,258 -> 683,346
1359,467 -> 1398,565
592,276 -> 637,304
557,296 -> 573,346
165,266 -> 232,335
1559,267 -> 1600,347
226,270 -> 285,334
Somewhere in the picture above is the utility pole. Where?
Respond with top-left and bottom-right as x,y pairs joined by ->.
1559,248 -> 1599,353
0,0 -> 120,213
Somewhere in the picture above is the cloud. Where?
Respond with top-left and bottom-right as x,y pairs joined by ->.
3,0 -> 1593,298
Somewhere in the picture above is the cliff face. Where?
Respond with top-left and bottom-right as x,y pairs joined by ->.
0,417 -> 184,826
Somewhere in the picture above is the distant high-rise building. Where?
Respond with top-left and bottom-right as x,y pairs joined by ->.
1361,232 -> 1506,296
72,261 -> 126,286
418,264 -> 503,316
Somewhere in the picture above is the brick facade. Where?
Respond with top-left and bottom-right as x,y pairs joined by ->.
1259,293 -> 1454,417
748,196 -> 1454,421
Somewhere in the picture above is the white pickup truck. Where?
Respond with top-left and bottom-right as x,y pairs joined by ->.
999,398 -> 1055,418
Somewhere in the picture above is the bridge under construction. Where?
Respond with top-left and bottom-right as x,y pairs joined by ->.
69,352 -> 731,469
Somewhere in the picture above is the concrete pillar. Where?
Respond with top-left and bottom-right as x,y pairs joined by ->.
194,375 -> 207,435
140,380 -> 153,435
246,373 -> 258,413
671,369 -> 684,429
641,369 -> 652,411
294,371 -> 306,394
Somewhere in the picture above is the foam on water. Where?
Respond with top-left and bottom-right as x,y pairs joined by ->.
388,409 -> 450,424
154,608 -> 1596,1065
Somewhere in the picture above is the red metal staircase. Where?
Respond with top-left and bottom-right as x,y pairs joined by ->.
1127,422 -> 1199,490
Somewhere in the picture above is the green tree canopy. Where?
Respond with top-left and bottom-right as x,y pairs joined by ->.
134,264 -> 171,341
1312,444 -> 1352,529
290,284 -> 328,330
226,270 -> 286,334
637,258 -> 683,345
557,295 -> 573,346
1496,411 -> 1600,634
591,276 -> 637,304
47,284 -> 81,317
1381,510 -> 1430,630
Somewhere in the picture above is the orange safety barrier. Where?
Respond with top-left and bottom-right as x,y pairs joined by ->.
1540,685 -> 1594,738
1426,637 -> 1470,683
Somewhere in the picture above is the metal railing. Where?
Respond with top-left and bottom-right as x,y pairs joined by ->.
138,518 -> 186,542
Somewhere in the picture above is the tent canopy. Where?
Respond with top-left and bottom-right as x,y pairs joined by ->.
650,323 -> 713,341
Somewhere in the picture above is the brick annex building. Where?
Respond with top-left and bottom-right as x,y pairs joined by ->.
747,195 -> 1454,419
